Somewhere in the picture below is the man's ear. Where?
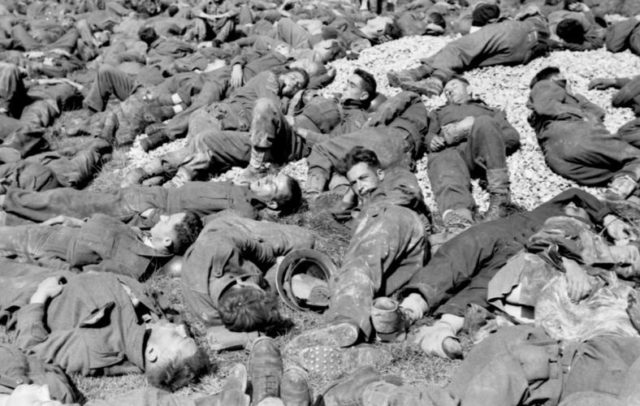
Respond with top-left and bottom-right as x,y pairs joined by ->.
360,91 -> 370,102
162,236 -> 173,250
266,200 -> 279,210
376,168 -> 385,181
146,345 -> 158,363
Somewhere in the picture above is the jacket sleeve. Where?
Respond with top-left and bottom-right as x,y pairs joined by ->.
492,109 -> 521,153
612,76 -> 640,108
542,188 -> 610,225
527,81 -> 587,120
606,19 -> 640,52
424,110 -> 441,151
14,303 -> 49,351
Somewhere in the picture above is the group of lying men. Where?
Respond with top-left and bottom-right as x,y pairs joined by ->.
1,0 -> 640,403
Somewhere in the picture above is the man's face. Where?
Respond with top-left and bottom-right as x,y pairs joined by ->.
444,79 -> 470,105
149,213 -> 186,251
281,72 -> 305,98
361,16 -> 393,40
249,174 -> 291,207
312,39 -> 337,64
347,162 -> 383,198
147,321 -> 198,366
342,74 -> 368,103
550,72 -> 568,88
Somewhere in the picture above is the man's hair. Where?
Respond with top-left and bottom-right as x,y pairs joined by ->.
556,18 -> 585,44
343,146 -> 381,173
218,285 -> 286,332
472,3 -> 500,27
529,66 -> 561,88
276,175 -> 303,215
428,12 -> 447,30
284,67 -> 310,90
354,68 -> 377,106
138,26 -> 159,45
146,346 -> 211,392
171,211 -> 203,255
386,18 -> 403,40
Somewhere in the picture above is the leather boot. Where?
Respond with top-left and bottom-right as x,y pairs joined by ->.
280,366 -> 311,406
248,337 -> 283,405
484,168 -> 511,221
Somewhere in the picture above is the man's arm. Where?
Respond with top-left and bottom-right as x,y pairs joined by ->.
612,76 -> 640,109
527,81 -> 587,120
14,276 -> 64,351
606,18 -> 640,53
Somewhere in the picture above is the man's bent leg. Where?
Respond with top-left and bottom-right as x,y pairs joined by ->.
329,205 -> 426,338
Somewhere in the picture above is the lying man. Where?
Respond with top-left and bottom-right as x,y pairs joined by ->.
180,211 -> 315,331
3,272 -> 210,391
386,5 -> 550,96
397,188 -> 629,358
0,172 -> 302,225
0,211 -> 202,279
528,66 -> 640,200
285,148 -> 431,374
125,68 -> 309,187
426,75 -> 520,228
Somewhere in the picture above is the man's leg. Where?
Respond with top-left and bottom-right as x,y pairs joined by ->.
244,98 -> 301,178
83,65 -> 138,112
403,220 -> 518,315
0,161 -> 60,193
427,149 -> 474,225
462,115 -> 512,219
41,138 -> 111,188
329,205 -> 426,338
167,130 -> 252,186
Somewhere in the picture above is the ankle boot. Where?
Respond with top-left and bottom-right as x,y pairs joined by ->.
484,168 -> 511,221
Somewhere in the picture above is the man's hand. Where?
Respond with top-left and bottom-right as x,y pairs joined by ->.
441,116 -> 475,145
230,64 -> 243,88
429,135 -> 446,152
30,276 -> 67,304
563,258 -> 592,302
588,78 -> 617,90
604,215 -> 638,242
